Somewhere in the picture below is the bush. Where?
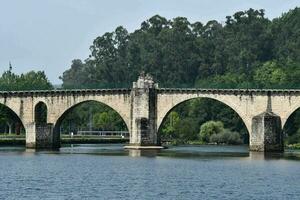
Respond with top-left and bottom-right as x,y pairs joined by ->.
199,121 -> 224,142
286,128 -> 300,144
209,129 -> 242,145
174,118 -> 199,143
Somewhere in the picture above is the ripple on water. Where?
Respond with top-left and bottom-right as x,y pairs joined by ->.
0,144 -> 300,200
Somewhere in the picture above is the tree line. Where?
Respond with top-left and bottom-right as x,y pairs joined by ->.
60,8 -> 300,89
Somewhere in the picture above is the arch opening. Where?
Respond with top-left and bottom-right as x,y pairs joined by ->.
53,100 -> 129,145
283,107 -> 300,148
35,102 -> 48,125
158,97 -> 249,146
0,103 -> 25,137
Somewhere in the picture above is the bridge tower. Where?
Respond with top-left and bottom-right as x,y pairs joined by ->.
126,72 -> 162,149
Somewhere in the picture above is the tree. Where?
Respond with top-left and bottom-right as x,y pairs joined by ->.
174,118 -> 198,143
271,7 -> 300,63
60,59 -> 88,88
0,66 -> 53,91
199,121 -> 224,143
161,111 -> 180,139
210,129 -> 242,144
254,61 -> 287,88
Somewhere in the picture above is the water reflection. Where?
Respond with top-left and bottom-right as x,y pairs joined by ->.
0,144 -> 300,160
1,144 -> 300,199
128,149 -> 160,157
248,151 -> 282,160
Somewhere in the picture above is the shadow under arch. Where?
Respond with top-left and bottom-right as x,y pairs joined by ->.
0,103 -> 25,135
282,106 -> 300,144
34,101 -> 48,125
53,100 -> 130,145
157,97 -> 249,144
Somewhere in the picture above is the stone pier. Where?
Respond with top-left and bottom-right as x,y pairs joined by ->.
125,73 -> 162,149
250,112 -> 283,152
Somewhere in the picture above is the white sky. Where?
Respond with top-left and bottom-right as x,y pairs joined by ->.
0,0 -> 299,84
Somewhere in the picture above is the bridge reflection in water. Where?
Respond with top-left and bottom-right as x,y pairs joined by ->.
1,144 -> 299,162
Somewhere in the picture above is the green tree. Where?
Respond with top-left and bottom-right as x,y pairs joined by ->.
174,118 -> 198,143
161,111 -> 180,139
254,61 -> 287,88
271,7 -> 300,63
0,67 -> 52,91
199,121 -> 224,142
210,129 -> 242,145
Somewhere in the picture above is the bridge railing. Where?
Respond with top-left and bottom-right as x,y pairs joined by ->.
74,130 -> 129,138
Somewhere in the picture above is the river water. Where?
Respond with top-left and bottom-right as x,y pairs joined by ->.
0,144 -> 300,200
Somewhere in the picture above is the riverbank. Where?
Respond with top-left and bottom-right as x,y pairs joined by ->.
61,135 -> 128,144
1,135 -> 300,149
0,135 -> 129,145
163,140 -> 300,150
286,143 -> 300,150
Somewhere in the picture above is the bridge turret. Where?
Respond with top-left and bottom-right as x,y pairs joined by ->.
133,72 -> 158,89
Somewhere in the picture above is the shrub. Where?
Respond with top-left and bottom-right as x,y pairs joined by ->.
286,128 -> 300,144
209,129 -> 242,145
199,121 -> 224,142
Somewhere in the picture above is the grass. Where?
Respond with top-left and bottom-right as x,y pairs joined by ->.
286,143 -> 300,150
0,134 -> 25,138
0,134 -> 128,145
61,135 -> 128,144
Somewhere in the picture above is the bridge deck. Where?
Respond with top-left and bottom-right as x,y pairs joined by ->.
0,88 -> 131,97
0,88 -> 300,97
158,88 -> 300,95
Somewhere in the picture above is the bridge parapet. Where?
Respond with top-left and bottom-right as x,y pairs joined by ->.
0,88 -> 131,98
158,88 -> 300,95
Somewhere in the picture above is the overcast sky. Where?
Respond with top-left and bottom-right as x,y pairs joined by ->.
0,0 -> 299,84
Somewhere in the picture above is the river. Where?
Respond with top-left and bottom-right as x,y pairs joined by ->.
0,144 -> 300,199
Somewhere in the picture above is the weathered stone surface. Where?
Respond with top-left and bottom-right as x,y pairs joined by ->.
250,112 -> 283,152
36,124 -> 57,149
130,73 -> 158,146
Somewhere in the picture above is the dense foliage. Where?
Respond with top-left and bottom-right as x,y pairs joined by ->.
0,65 -> 53,91
159,99 -> 248,144
61,8 -> 300,89
59,101 -> 127,134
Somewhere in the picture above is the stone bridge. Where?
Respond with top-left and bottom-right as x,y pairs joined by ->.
1,74 -> 300,152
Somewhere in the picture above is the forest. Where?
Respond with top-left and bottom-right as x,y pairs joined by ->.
1,8 -> 300,145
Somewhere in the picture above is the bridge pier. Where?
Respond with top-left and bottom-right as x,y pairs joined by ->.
250,111 -> 283,152
26,123 -> 59,149
25,123 -> 36,148
125,73 -> 163,149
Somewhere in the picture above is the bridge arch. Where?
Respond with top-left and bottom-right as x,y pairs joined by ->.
282,106 -> 300,135
156,94 -> 251,135
34,101 -> 48,125
282,105 -> 300,129
52,100 -> 130,135
0,102 -> 25,135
